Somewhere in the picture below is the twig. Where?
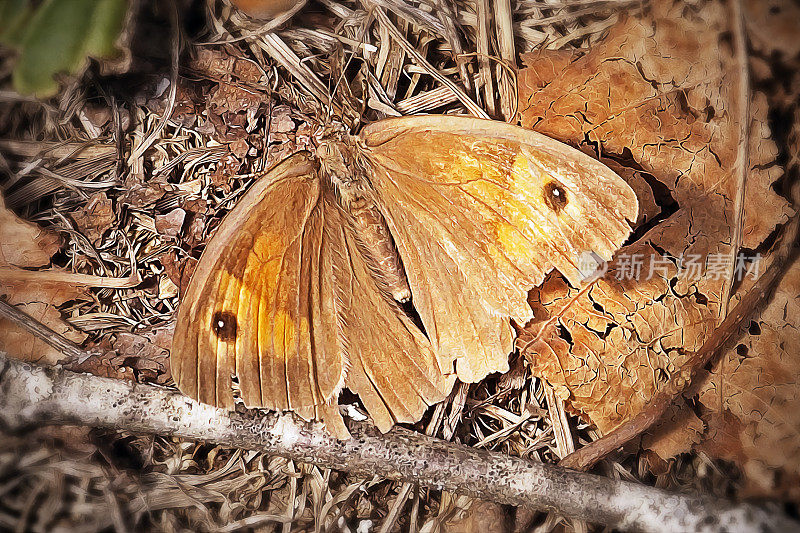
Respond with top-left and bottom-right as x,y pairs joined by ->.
0,300 -> 91,364
0,354 -> 796,533
559,212 -> 800,471
722,0 -> 751,316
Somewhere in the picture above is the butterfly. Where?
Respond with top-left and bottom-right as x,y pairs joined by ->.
170,115 -> 639,438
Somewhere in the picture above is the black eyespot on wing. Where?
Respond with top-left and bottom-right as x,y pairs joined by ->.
212,311 -> 238,342
543,181 -> 568,213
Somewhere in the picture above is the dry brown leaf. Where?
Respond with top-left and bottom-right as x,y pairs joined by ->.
517,1 -> 792,460
0,281 -> 88,365
0,194 -> 59,268
698,257 -> 800,500
72,191 -> 116,245
0,194 -> 89,364
231,0 -> 303,20
68,328 -> 172,385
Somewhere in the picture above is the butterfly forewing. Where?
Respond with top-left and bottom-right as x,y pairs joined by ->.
171,153 -> 344,413
359,116 -> 638,382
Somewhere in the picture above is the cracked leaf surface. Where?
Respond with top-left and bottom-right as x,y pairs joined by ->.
517,0 -> 792,460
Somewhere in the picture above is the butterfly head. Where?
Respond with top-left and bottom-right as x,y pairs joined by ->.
316,140 -> 351,179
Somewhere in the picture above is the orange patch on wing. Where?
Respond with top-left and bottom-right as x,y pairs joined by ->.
450,142 -> 556,267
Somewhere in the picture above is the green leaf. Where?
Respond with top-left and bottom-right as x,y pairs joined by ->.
2,0 -> 127,98
0,0 -> 32,45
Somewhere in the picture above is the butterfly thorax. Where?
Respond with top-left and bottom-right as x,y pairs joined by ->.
317,139 -> 412,304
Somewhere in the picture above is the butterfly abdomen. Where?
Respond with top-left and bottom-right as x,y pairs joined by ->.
319,139 -> 413,305
343,192 -> 412,303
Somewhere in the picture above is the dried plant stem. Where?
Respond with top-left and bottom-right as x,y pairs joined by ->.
435,0 -> 473,95
559,212 -> 800,471
543,383 -> 575,459
1,354 -> 796,533
0,267 -> 140,288
370,5 -> 489,119
475,0 -> 496,117
721,0 -> 751,316
494,0 -> 516,120
0,300 -> 91,363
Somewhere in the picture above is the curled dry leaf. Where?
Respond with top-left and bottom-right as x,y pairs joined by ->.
517,0 -> 792,461
72,191 -> 116,245
119,175 -> 170,208
0,195 -> 88,364
154,207 -> 186,239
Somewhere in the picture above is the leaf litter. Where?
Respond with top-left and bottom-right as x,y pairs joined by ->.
518,0 -> 799,499
0,0 -> 798,531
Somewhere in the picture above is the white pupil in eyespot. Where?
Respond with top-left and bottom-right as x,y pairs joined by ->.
217,320 -> 225,328
552,189 -> 560,197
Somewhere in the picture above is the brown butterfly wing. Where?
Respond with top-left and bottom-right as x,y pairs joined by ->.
321,186 -> 455,431
172,151 -> 453,436
171,153 -> 344,414
359,116 -> 639,382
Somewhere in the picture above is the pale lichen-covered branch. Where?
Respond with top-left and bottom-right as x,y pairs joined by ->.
0,353 -> 794,533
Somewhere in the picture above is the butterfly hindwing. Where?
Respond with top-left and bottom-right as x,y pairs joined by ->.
321,187 -> 455,431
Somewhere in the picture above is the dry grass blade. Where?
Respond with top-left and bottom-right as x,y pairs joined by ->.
257,33 -> 331,106
435,0 -> 473,94
370,3 -> 489,118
